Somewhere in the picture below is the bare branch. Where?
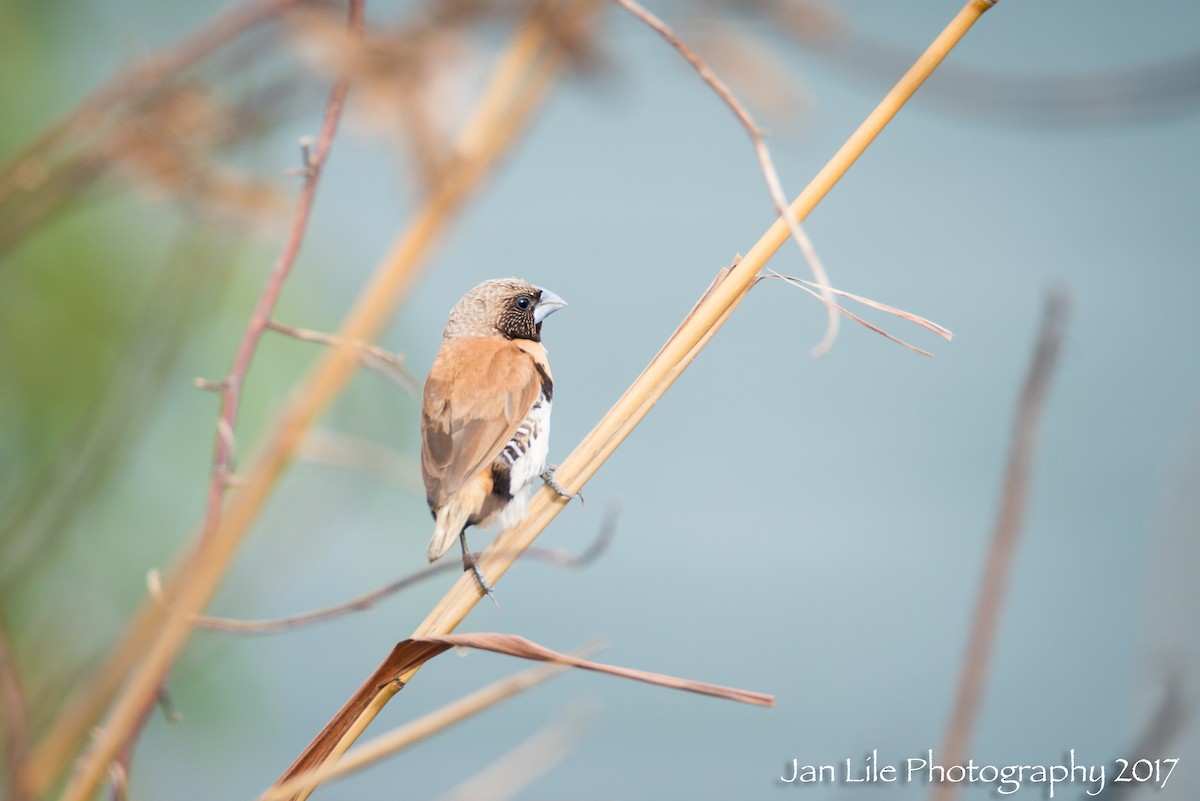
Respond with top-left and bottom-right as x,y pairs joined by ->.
611,0 -> 840,355
930,291 -> 1069,801
193,504 -> 617,634
202,0 -> 363,542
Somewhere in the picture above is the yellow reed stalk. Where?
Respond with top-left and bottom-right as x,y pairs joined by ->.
421,0 -> 999,649
281,0 -> 997,796
53,7 -> 581,801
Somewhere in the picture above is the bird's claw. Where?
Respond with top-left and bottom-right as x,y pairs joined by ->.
462,555 -> 499,608
541,466 -> 583,505
459,531 -> 499,608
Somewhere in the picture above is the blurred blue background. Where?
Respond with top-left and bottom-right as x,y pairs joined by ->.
1,0 -> 1198,798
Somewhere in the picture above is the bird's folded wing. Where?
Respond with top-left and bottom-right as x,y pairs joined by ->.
421,337 -> 541,507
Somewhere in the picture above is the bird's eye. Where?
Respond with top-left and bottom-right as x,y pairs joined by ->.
515,295 -> 533,310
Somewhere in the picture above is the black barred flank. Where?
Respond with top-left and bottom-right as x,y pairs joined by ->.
533,361 -> 553,402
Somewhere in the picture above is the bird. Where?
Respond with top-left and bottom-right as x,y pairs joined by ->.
420,277 -> 573,596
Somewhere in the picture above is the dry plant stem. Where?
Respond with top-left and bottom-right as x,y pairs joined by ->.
284,1 -> 997,792
930,291 -> 1067,801
0,0 -> 307,205
612,0 -> 839,355
260,652 -> 595,801
54,7 -> 580,801
194,512 -> 615,634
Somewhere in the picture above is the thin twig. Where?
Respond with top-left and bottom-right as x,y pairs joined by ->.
194,505 -> 617,634
930,291 -> 1068,801
612,0 -> 840,355
268,320 -> 418,393
202,0 -> 363,542
0,612 -> 30,801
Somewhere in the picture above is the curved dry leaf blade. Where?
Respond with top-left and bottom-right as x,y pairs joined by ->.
417,633 -> 775,707
260,651 -> 595,801
274,639 -> 452,785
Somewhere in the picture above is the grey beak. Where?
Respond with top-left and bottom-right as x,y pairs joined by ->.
533,287 -> 567,324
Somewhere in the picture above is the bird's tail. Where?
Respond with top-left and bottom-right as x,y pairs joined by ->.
428,501 -> 472,562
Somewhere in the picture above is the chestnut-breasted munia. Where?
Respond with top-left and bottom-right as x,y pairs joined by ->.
420,278 -> 570,594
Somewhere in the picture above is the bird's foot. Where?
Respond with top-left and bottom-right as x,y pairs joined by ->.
541,466 -> 583,505
461,550 -> 499,608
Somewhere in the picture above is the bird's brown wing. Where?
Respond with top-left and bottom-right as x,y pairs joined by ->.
421,337 -> 542,510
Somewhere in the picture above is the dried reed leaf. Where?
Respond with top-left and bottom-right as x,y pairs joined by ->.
768,269 -> 951,339
417,633 -> 776,707
261,651 -> 594,801
273,639 -> 450,786
275,628 -> 770,794
764,269 -> 951,355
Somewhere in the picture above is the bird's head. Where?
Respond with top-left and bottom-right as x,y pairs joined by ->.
442,278 -> 567,342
